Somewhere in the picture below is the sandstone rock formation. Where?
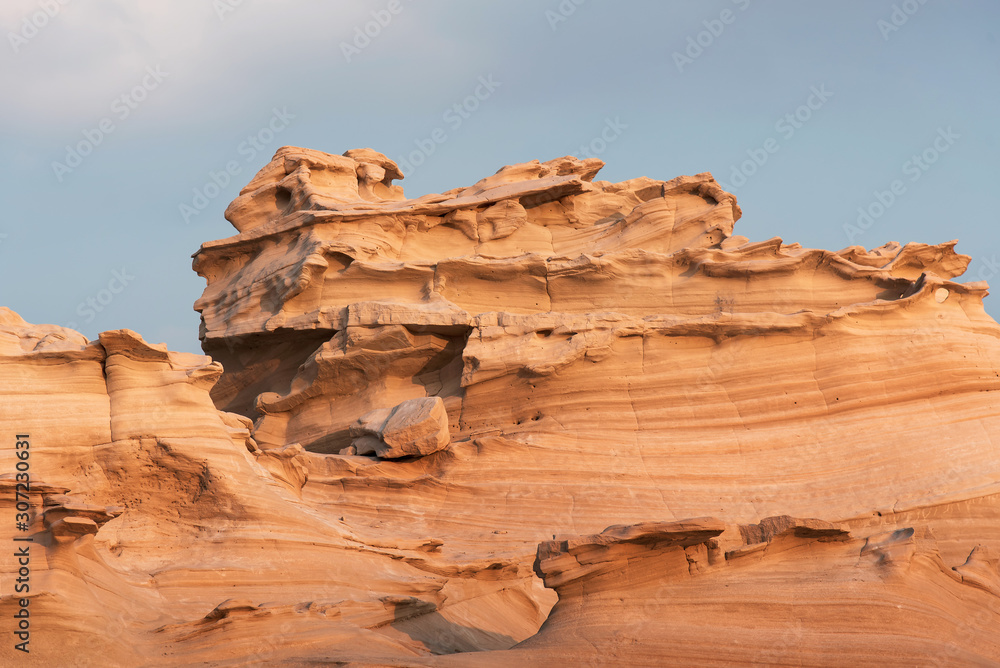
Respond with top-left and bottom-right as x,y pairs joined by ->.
347,396 -> 451,459
2,147 -> 999,665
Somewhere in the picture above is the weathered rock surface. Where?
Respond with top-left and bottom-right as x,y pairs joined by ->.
347,396 -> 451,459
482,518 -> 1000,666
0,309 -> 549,665
2,147 -> 1000,665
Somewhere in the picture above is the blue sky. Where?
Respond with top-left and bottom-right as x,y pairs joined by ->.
2,1 -> 998,353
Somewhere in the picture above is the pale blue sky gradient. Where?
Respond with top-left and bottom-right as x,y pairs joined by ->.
2,1 -> 998,352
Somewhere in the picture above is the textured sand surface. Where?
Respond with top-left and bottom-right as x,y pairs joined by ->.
2,147 -> 999,665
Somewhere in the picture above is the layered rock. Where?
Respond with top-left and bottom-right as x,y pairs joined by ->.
2,146 -> 999,665
478,517 -> 1000,666
187,147 -> 1000,664
192,147 -> 1000,523
0,309 -> 549,666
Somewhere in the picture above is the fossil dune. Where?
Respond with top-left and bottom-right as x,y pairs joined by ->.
2,147 -> 999,665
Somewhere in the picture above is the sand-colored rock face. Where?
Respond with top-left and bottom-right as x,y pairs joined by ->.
2,147 -> 1000,665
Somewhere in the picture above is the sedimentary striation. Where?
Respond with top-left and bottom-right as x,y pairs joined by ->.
2,146 -> 999,665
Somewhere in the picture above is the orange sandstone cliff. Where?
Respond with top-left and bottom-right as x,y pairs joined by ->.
1,147 -> 999,665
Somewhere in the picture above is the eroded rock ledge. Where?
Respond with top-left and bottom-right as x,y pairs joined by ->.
507,517 -> 1000,666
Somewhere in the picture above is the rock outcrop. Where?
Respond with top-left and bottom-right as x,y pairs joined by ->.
2,146 -> 999,665
347,396 -> 451,459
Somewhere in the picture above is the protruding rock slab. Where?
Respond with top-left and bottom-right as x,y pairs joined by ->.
534,518 -> 726,589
